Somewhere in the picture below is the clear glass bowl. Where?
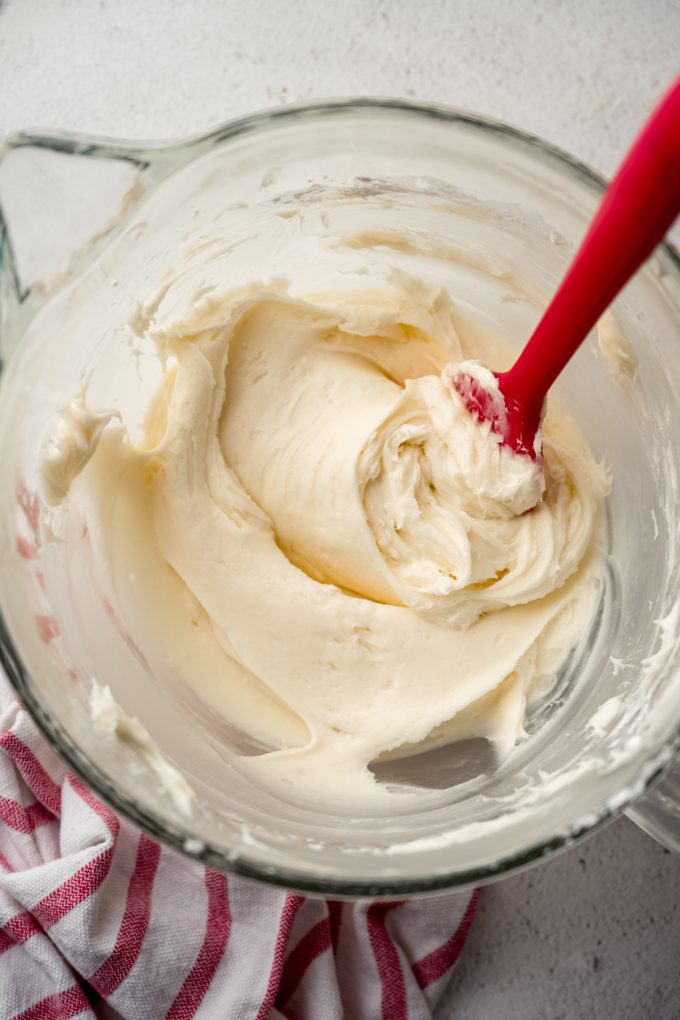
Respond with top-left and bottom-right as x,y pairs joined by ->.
1,100 -> 679,897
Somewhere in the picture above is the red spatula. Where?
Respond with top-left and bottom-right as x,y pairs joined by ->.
454,75 -> 680,458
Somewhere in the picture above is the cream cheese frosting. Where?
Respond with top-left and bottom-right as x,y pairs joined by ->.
40,263 -> 609,802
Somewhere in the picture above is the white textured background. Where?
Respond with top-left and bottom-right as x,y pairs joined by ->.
1,2 -> 679,1018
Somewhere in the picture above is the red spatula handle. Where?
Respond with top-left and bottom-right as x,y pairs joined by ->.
499,75 -> 680,417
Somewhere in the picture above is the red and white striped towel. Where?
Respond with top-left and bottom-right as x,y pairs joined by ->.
0,670 -> 479,1020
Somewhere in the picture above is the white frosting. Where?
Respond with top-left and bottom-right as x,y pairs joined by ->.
90,681 -> 194,817
40,255 -> 609,802
597,309 -> 638,389
40,397 -> 119,506
587,696 -> 622,737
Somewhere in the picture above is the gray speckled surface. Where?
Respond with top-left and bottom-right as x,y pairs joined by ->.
444,818 -> 680,1020
1,2 -> 679,1018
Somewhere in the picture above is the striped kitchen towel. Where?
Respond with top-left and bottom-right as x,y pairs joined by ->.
0,671 -> 479,1020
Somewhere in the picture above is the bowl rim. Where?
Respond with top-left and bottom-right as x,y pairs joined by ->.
1,96 -> 679,898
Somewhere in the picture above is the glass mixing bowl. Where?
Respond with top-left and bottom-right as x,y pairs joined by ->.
1,100 -> 679,897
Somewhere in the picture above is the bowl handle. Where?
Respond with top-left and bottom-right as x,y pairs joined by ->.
626,757 -> 680,853
0,131 -> 195,365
